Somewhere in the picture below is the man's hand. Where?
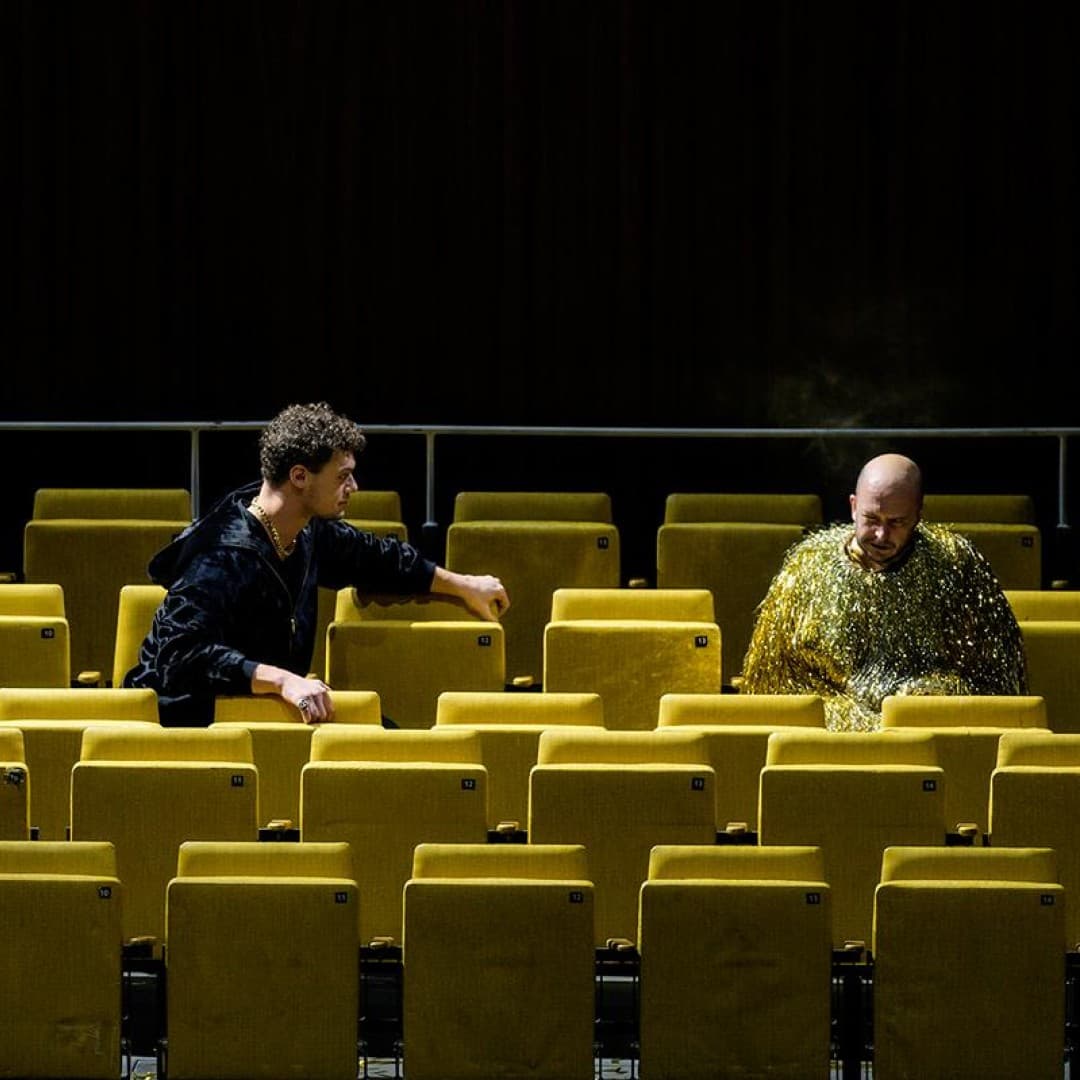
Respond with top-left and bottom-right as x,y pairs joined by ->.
282,673 -> 334,723
431,568 -> 510,622
252,664 -> 334,723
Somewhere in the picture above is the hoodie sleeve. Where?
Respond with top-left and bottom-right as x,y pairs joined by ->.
313,519 -> 437,594
148,548 -> 263,695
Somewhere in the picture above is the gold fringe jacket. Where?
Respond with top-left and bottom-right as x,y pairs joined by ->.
740,522 -> 1027,731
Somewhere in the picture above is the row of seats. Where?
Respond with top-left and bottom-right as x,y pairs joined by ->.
0,685 -> 1061,844
5,715 -> 1080,952
5,575 -> 1080,734
12,487 -> 1052,688
0,838 -> 1067,1078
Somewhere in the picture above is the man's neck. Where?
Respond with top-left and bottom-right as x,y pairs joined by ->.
252,483 -> 309,551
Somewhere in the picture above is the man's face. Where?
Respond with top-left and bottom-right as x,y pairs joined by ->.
849,483 -> 921,568
300,449 -> 358,519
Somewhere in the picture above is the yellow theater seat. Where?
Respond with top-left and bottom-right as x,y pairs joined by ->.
447,491 -> 619,684
403,844 -> 595,1080
639,845 -> 831,1079
921,494 -> 1040,589
663,492 -> 825,525
435,690 -> 604,829
453,491 -> 614,522
70,726 -> 257,942
658,493 -> 822,683
0,840 -> 122,1079
759,730 -> 946,946
1006,588 -> 1080,622
0,582 -> 70,689
24,490 -> 191,680
1016,619 -> 1080,732
111,584 -> 166,688
529,729 -> 716,945
873,846 -> 1063,1080
544,588 -> 721,730
657,692 -> 826,832
32,488 -> 191,520
0,687 -> 159,840
0,582 -> 66,615
881,694 -> 1047,836
990,730 -> 1080,948
327,592 -> 506,728
165,841 -> 359,1079
212,690 -> 381,826
921,493 -> 1036,523
302,727 -> 488,943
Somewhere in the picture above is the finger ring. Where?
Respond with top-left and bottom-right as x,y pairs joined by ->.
298,697 -> 311,711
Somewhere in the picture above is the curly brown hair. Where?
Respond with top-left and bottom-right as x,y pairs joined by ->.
259,402 -> 367,485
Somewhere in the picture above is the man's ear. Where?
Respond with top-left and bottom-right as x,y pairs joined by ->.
289,463 -> 309,489
849,493 -> 858,520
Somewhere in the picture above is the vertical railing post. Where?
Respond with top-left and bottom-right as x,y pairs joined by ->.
421,430 -> 440,559
190,428 -> 201,518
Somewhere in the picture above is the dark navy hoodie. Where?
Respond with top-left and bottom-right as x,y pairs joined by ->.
125,482 -> 436,726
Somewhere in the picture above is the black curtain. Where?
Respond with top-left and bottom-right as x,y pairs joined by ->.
4,1 -> 1078,427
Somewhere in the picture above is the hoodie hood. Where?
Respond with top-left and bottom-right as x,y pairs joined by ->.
148,481 -> 267,587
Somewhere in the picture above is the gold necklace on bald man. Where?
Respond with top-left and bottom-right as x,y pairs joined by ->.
249,499 -> 296,560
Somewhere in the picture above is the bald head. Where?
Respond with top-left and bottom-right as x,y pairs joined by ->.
855,454 -> 923,505
849,454 -> 923,568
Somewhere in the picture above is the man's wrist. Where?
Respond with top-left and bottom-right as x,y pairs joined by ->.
430,566 -> 463,598
251,663 -> 289,695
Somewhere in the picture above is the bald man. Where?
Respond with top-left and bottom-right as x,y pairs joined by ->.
741,454 -> 1026,731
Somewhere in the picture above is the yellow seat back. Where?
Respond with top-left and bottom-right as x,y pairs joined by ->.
0,840 -> 122,1078
1006,589 -> 1080,621
447,521 -> 621,681
412,841 -> 589,880
658,694 -> 827,833
453,491 -> 612,522
403,842 -> 595,1079
759,760 -> 946,946
766,729 -> 938,766
550,586 -> 714,621
176,839 -> 354,879
921,494 -> 1035,524
326,619 -> 505,728
0,583 -> 65,616
166,840 -> 359,1079
302,760 -> 488,943
24,519 -> 189,680
873,844 -> 1062,1080
639,843 -> 831,1079
436,692 -> 603,827
1017,620 -> 1080,731
112,584 -> 166,686
663,493 -> 823,525
33,487 -> 191,519
0,687 -> 159,722
538,728 -> 709,765
310,726 -> 482,763
72,728 -> 258,939
529,761 -> 716,945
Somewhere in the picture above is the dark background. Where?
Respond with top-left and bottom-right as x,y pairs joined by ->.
3,2 -> 1078,581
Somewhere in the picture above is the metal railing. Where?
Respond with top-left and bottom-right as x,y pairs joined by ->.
0,422 -> 1075,528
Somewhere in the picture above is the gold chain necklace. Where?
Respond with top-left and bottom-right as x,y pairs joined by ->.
249,499 -> 296,560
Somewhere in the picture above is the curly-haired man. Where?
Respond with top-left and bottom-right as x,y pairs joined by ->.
126,402 -> 509,726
